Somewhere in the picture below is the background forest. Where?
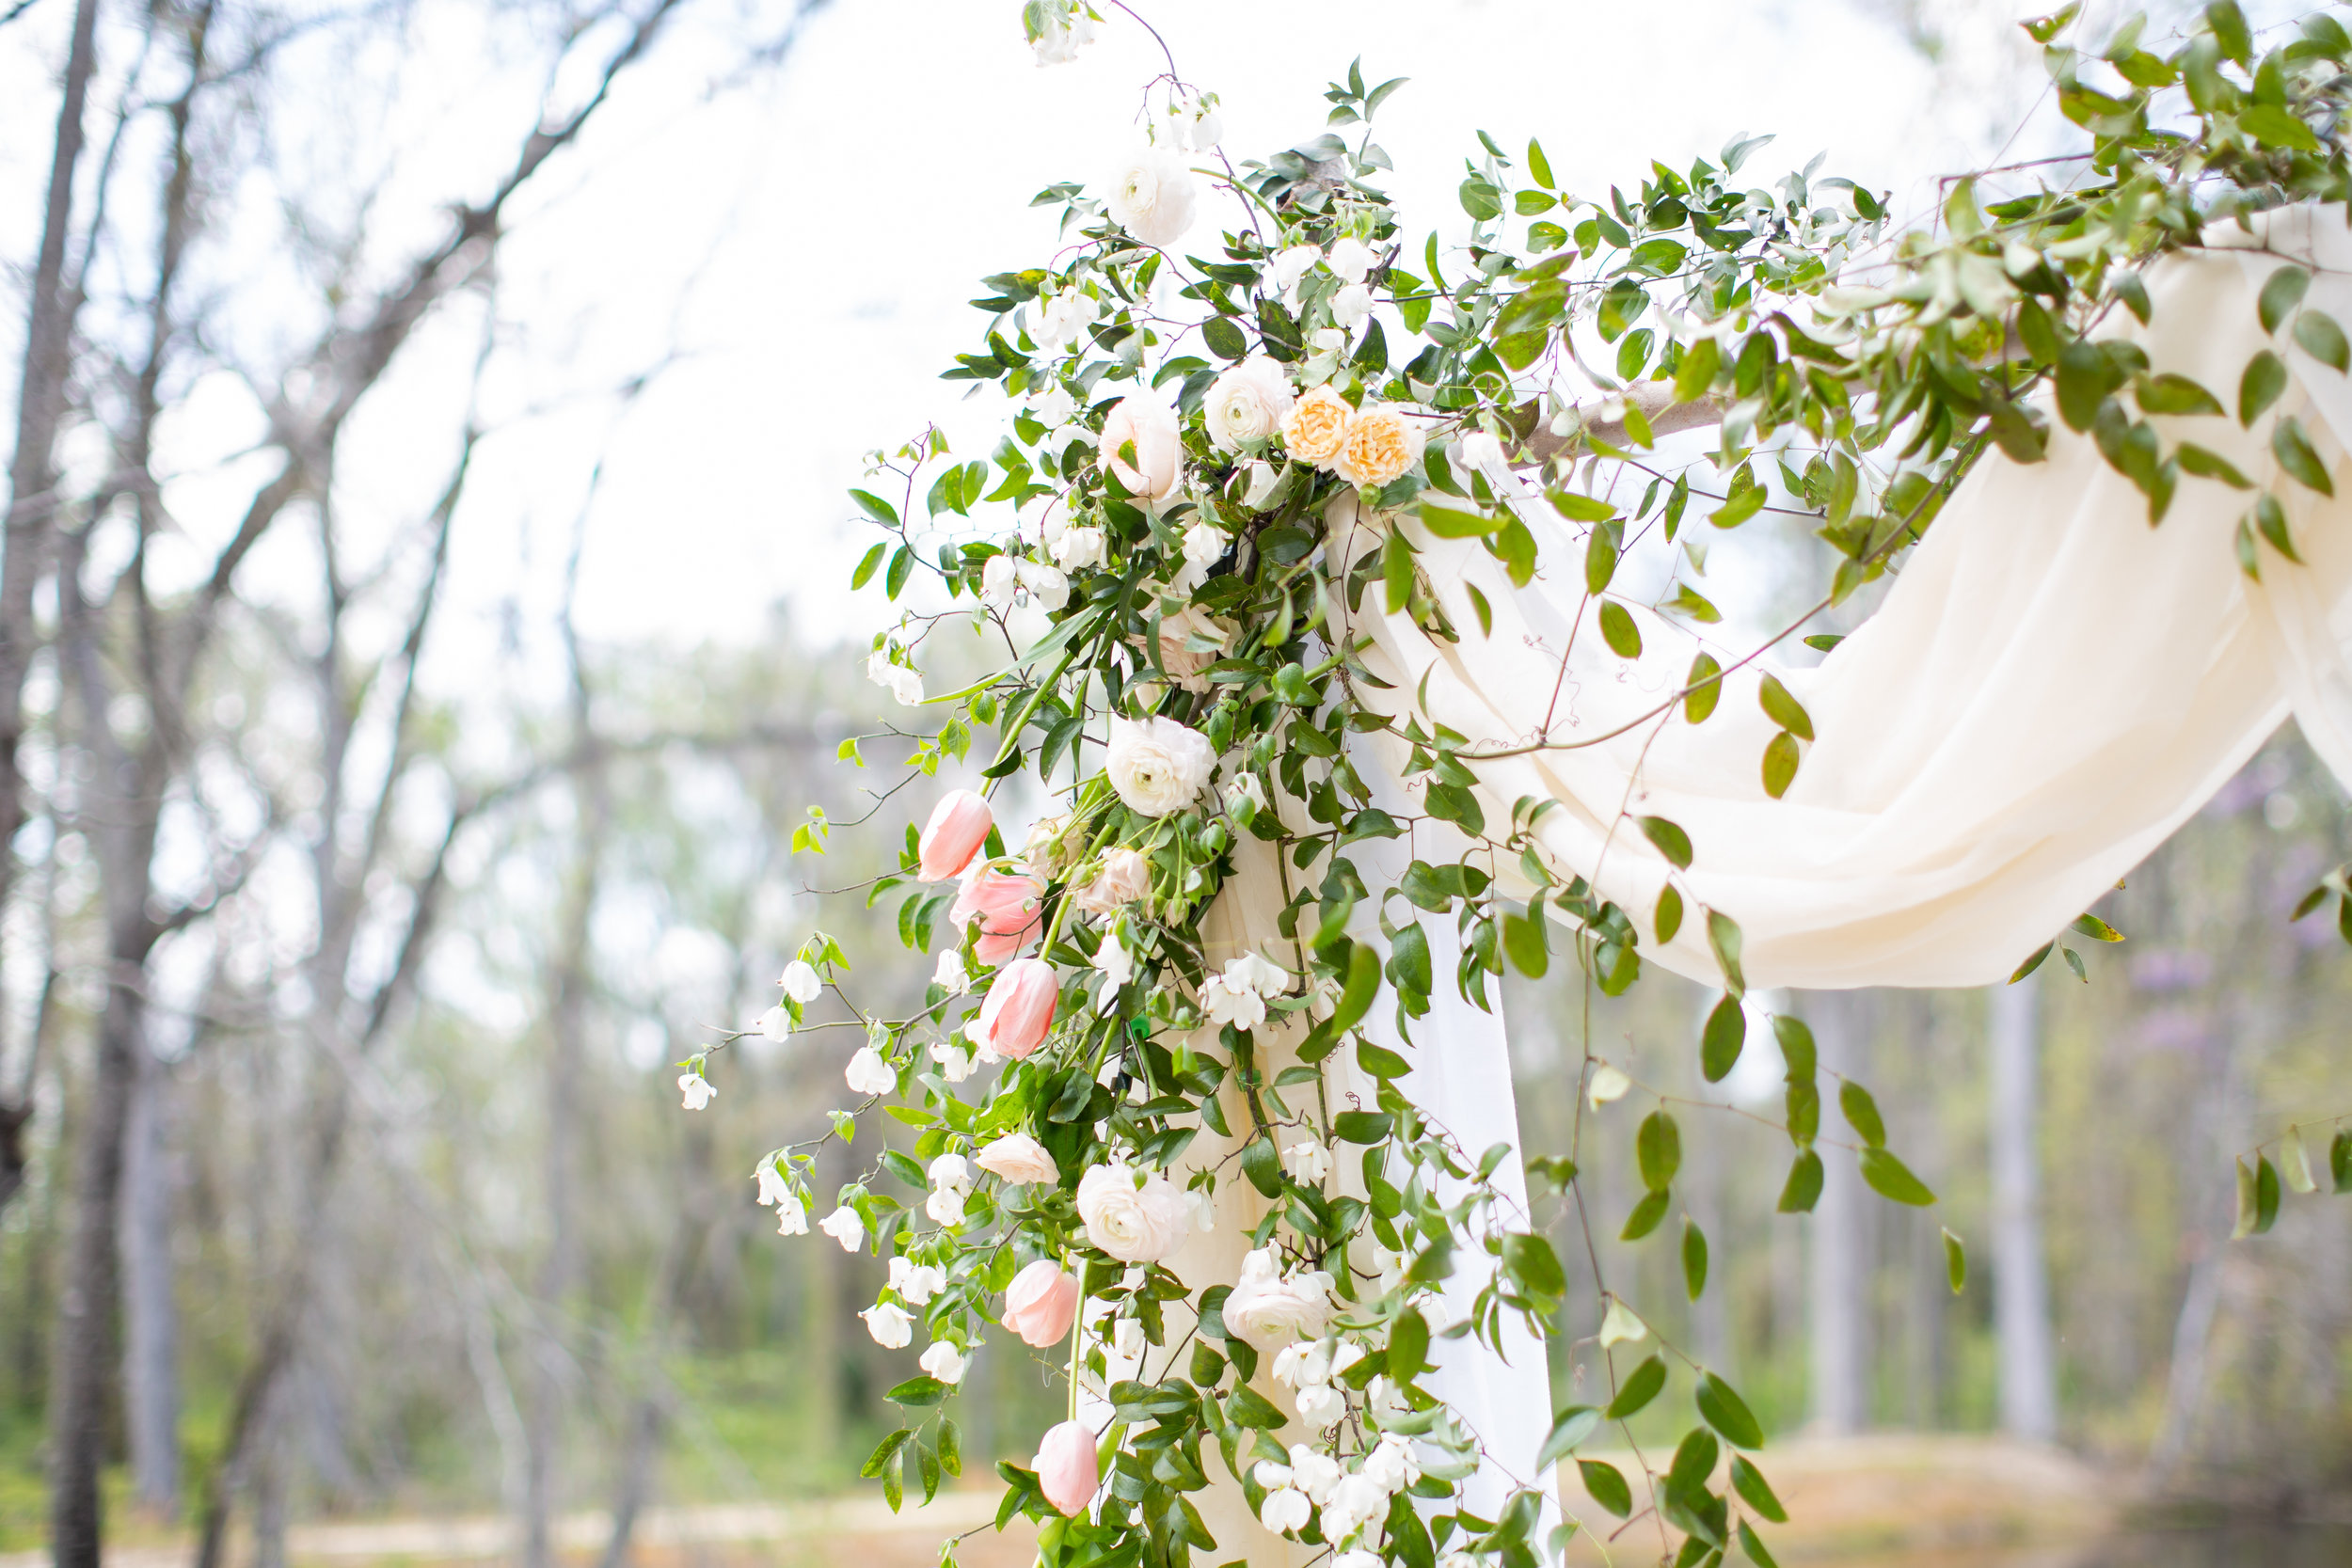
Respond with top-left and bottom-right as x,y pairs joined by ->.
3,0 -> 2351,1563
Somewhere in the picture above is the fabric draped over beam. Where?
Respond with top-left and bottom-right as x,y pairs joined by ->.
1170,207 -> 2352,1564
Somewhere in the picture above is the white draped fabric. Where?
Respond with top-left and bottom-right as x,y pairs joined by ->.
1175,208 -> 2352,1562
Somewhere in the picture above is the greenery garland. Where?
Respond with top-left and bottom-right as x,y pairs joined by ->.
685,6 -> 2352,1565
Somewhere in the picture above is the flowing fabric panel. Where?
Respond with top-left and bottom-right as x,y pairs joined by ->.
1332,206 -> 2352,991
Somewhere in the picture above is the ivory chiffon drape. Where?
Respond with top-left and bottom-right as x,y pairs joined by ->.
1154,208 -> 2352,1563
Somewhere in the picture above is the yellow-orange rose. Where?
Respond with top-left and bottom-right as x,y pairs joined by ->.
1280,385 -> 1353,467
1333,403 -> 1425,489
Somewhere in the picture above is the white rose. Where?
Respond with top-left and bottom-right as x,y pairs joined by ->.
974,1132 -> 1059,1184
1076,1163 -> 1192,1261
1202,356 -> 1296,451
781,960 -> 822,1003
818,1205 -> 865,1252
919,1340 -> 967,1385
1104,715 -> 1216,816
845,1045 -> 896,1095
1326,237 -> 1375,283
1222,1248 -> 1333,1350
1053,524 -> 1106,571
1106,146 -> 1197,249
1331,282 -> 1374,330
861,1302 -> 914,1349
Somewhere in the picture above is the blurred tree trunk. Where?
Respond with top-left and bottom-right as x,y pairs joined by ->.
120,1040 -> 182,1517
1804,990 -> 1870,1434
1989,975 -> 2058,1442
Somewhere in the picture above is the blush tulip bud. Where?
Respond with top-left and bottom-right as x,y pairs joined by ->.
978,958 -> 1058,1060
918,789 -> 993,881
952,865 -> 1045,966
1032,1419 -> 1100,1516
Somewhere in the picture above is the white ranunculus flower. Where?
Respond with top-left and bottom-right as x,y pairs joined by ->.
1258,1485 -> 1311,1534
845,1045 -> 897,1095
1202,356 -> 1296,451
753,1156 -> 791,1208
1223,1248 -> 1334,1350
781,959 -> 821,1003
1106,146 -> 1197,249
818,1205 -> 865,1252
1326,236 -> 1375,283
1104,715 -> 1216,816
1018,559 -> 1070,610
677,1070 -> 715,1110
1076,1163 -> 1192,1261
932,948 -> 970,994
1052,524 -> 1106,572
861,1301 -> 914,1349
919,1340 -> 967,1385
1331,282 -> 1374,330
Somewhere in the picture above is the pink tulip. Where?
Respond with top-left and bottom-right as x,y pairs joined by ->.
1002,1259 -> 1082,1348
918,790 -> 993,882
978,958 -> 1058,1060
1032,1418 -> 1100,1517
952,865 -> 1045,965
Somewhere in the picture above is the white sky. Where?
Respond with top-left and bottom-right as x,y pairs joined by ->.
1,0 -> 2297,705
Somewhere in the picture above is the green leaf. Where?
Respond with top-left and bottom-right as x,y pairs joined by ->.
1605,1355 -> 1666,1420
1391,1306 -> 1430,1383
1756,674 -> 1814,740
1333,1110 -> 1394,1144
1707,907 -> 1745,994
1702,993 -> 1745,1084
2240,350 -> 2288,426
861,1427 -> 913,1478
1599,601 -> 1643,659
2261,265 -> 2311,335
2255,1153 -> 2281,1234
885,546 -> 914,600
2242,103 -> 2321,152
1859,1147 -> 1937,1206
1777,1149 -> 1824,1213
1730,1455 -> 1787,1523
1656,883 -> 1684,943
1527,136 -> 1556,189
1682,1217 -> 1709,1300
1639,816 -> 1693,869
938,1416 -> 961,1478
2253,493 -> 2302,563
1550,489 -> 1620,523
2070,912 -> 2123,943
2207,0 -> 2251,62
1772,1015 -> 1817,1081
1240,1134 -> 1282,1198
850,488 -> 901,526
1696,1371 -> 1765,1449
1584,527 -> 1618,594
1356,1039 -> 1410,1080
1422,502 -> 1503,538
884,1376 -> 948,1407
1536,1405 -> 1601,1470
2176,442 -> 2253,489
2135,373 -> 2224,418
1620,1189 -> 1670,1241
2274,417 -> 2335,497
1837,1081 -> 1886,1147
1674,338 -> 1721,404
1202,316 -> 1248,361
1637,1110 -> 1682,1191
1580,1459 -> 1633,1518
2056,341 -> 2108,433
1685,653 -> 1724,722
1738,1519 -> 1783,1568
2296,309 -> 2351,374
2331,1130 -> 2352,1195
1709,485 -> 1767,530
1761,731 -> 1801,799
1383,527 -> 1415,614
850,541 -> 888,589
1943,1227 -> 1967,1292
1502,910 -> 1550,978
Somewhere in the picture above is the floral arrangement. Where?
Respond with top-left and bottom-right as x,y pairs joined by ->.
683,5 -> 2352,1565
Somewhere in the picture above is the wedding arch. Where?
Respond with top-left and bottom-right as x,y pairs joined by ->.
690,6 -> 2352,1565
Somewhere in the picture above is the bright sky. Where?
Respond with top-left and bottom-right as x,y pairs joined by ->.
1,0 -> 2301,702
